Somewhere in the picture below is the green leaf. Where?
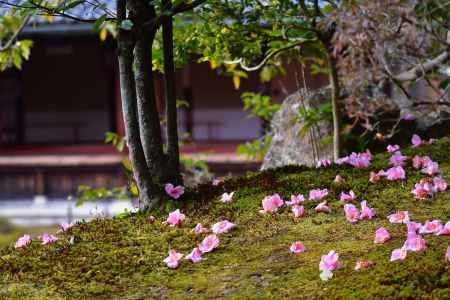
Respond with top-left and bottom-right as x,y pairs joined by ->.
63,0 -> 85,10
438,78 -> 450,90
92,14 -> 107,32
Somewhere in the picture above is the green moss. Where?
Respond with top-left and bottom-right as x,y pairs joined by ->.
1,138 -> 450,299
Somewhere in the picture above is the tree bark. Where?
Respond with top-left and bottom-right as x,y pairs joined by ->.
326,50 -> 342,160
162,0 -> 182,185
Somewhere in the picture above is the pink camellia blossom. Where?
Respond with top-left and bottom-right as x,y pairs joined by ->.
164,183 -> 185,199
315,201 -> 331,213
291,205 -> 305,218
421,161 -> 440,176
40,233 -> 58,245
363,150 -> 373,161
436,221 -> 450,236
387,145 -> 400,153
403,235 -> 427,252
286,194 -> 305,206
316,159 -> 332,168
406,222 -> 422,236
374,227 -> 391,244
212,220 -> 236,234
411,134 -> 422,147
446,247 -> 450,262
412,155 -> 423,169
344,204 -> 360,223
388,211 -> 410,224
369,171 -> 380,183
309,189 -> 328,200
354,260 -> 375,270
402,113 -> 415,121
220,192 -> 234,203
192,223 -> 208,235
419,220 -> 443,235
359,200 -> 375,220
164,209 -> 186,227
385,166 -> 406,181
334,175 -> 344,184
411,182 -> 434,200
15,234 -> 32,249
164,249 -> 183,268
433,177 -> 447,192
319,250 -> 340,271
198,234 -> 219,253
340,190 -> 356,202
335,156 -> 349,165
59,222 -> 74,233
389,151 -> 406,167
185,247 -> 203,263
260,194 -> 284,213
390,248 -> 407,261
290,241 -> 306,254
347,152 -> 371,168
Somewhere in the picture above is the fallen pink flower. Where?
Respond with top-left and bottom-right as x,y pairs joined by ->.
433,177 -> 447,192
59,222 -> 74,233
334,175 -> 344,184
220,192 -> 234,203
309,189 -> 328,200
369,171 -> 380,183
164,183 -> 185,199
198,234 -> 219,253
403,235 -> 427,252
212,220 -> 236,234
260,194 -> 284,213
340,190 -> 356,202
185,247 -> 203,263
164,209 -> 186,227
411,134 -> 422,147
402,113 -> 415,121
344,204 -> 360,223
389,151 -> 406,166
412,155 -> 423,169
436,221 -> 450,236
411,182 -> 434,200
192,223 -> 208,235
446,247 -> 450,262
316,159 -> 332,168
387,145 -> 400,153
385,166 -> 406,181
390,248 -> 407,261
354,260 -> 375,270
374,227 -> 391,244
406,221 -> 422,236
286,194 -> 305,206
290,241 -> 306,254
419,220 -> 443,235
164,249 -> 183,268
335,156 -> 349,165
421,161 -> 440,176
40,233 -> 58,245
14,234 -> 31,249
315,201 -> 331,214
347,152 -> 371,168
319,250 -> 340,271
291,205 -> 305,218
388,211 -> 410,224
359,200 -> 375,220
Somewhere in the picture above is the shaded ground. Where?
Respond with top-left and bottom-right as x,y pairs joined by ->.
0,138 -> 449,299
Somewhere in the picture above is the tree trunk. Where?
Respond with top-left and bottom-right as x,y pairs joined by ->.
326,51 -> 342,160
116,0 -> 160,210
162,0 -> 182,185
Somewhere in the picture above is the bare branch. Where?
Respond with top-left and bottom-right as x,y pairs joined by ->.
393,51 -> 449,82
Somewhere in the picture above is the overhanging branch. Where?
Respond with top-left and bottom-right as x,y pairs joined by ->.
393,51 -> 449,82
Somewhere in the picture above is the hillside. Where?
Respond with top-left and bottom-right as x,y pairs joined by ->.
1,137 -> 449,299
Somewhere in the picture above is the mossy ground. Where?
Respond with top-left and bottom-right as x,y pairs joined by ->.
1,138 -> 450,299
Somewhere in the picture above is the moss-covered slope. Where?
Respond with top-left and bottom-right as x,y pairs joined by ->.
1,138 -> 450,299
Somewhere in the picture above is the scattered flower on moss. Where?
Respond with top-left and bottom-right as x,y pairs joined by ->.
391,248 -> 407,261
316,159 -> 332,168
319,250 -> 340,271
388,211 -> 410,224
374,227 -> 391,244
406,222 -> 422,235
411,181 -> 434,200
59,222 -> 74,233
40,233 -> 58,245
436,221 -> 450,236
315,201 -> 330,214
164,209 -> 185,227
164,183 -> 185,199
369,171 -> 380,183
403,234 -> 427,252
290,241 -> 306,254
220,192 -> 234,203
291,205 -> 304,218
185,248 -> 203,263
212,220 -> 236,234
344,204 -> 360,223
164,249 -> 183,269
192,223 -> 208,235
334,175 -> 344,184
354,260 -> 375,270
340,190 -> 356,202
198,234 -> 219,253
359,200 -> 375,220
309,189 -> 328,200
260,194 -> 284,213
433,177 -> 447,192
412,134 -> 422,147
387,145 -> 400,153
286,194 -> 305,206
385,166 -> 406,181
419,220 -> 443,235
14,234 -> 31,249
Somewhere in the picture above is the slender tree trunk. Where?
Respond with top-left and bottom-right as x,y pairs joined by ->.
162,0 -> 182,185
326,50 -> 342,160
117,0 -> 160,210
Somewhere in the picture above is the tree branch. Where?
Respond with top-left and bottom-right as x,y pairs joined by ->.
0,14 -> 30,52
393,51 -> 449,82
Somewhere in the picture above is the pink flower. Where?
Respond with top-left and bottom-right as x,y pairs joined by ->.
359,200 -> 375,220
340,190 -> 356,202
290,241 -> 306,254
334,175 -> 344,184
286,194 -> 305,206
403,235 -> 426,252
220,192 -> 234,203
411,182 -> 434,200
185,247 -> 203,263
40,233 -> 58,245
402,113 -> 415,121
446,247 -> 450,262
406,222 -> 422,235
14,234 -> 31,249
212,220 -> 236,234
387,145 -> 400,153
374,227 -> 391,244
59,222 -> 74,233
335,156 -> 349,165
419,220 -> 443,235
347,152 -> 371,168
316,159 -> 332,168
390,248 -> 407,261
164,183 -> 185,199
198,234 -> 219,253
192,223 -> 208,235
291,205 -> 305,218
369,171 -> 380,183
260,194 -> 284,213
433,177 -> 447,192
385,166 -> 405,181
309,189 -> 328,200
421,161 -> 440,176
319,250 -> 340,271
344,204 -> 360,223
436,221 -> 450,236
389,151 -> 406,166
315,201 -> 331,213
164,249 -> 183,268
164,209 -> 186,227
412,155 -> 423,169
411,134 -> 422,147
388,211 -> 410,224
354,260 -> 374,270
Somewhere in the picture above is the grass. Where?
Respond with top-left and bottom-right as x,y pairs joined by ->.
0,138 -> 449,299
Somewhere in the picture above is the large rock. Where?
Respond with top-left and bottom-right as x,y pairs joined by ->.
261,88 -> 333,170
